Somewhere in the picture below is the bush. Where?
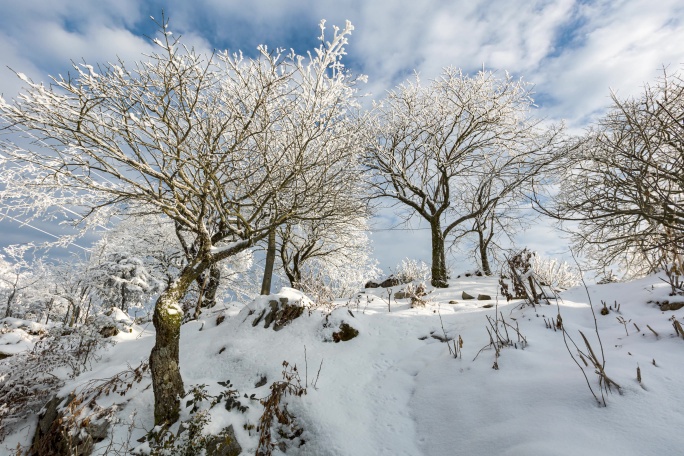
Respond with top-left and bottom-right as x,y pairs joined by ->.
0,314 -> 117,440
394,259 -> 431,284
530,254 -> 581,291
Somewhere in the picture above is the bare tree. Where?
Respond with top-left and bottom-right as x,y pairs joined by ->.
0,19 -> 364,424
366,68 -> 563,286
549,69 -> 684,278
277,215 -> 376,293
448,163 -> 535,276
0,246 -> 43,319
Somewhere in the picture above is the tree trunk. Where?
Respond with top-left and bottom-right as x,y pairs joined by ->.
150,266 -> 200,425
203,265 -> 221,308
261,227 -> 277,295
430,221 -> 449,287
193,265 -> 221,319
478,229 -> 492,276
4,291 -> 15,318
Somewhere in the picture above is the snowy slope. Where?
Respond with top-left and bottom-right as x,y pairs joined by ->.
4,274 -> 684,455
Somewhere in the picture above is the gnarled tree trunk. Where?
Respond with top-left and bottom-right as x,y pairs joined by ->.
150,265 -> 202,425
430,221 -> 448,287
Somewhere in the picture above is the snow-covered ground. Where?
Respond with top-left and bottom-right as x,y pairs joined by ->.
3,274 -> 684,455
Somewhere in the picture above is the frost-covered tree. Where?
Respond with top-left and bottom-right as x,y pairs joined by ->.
277,215 -> 379,297
449,174 -> 534,276
270,173 -> 371,294
367,68 -> 563,286
0,19 -> 365,424
0,246 -> 45,319
550,69 -> 684,278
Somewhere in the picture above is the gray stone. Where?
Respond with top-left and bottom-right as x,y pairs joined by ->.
448,300 -> 458,304
661,301 -> 684,311
477,294 -> 492,301
254,375 -> 268,388
99,326 -> 119,338
31,394 -> 110,456
263,301 -> 279,328
462,291 -> 475,300
252,308 -> 266,327
205,425 -> 242,456
332,323 -> 359,342
380,277 -> 401,288
394,290 -> 410,299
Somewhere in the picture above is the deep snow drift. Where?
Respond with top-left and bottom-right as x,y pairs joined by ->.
3,274 -> 684,455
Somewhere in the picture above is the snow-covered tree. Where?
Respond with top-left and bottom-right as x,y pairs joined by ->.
277,216 -> 379,299
366,68 -> 563,286
0,19 -> 365,424
550,69 -> 684,278
0,246 -> 45,320
449,173 -> 534,275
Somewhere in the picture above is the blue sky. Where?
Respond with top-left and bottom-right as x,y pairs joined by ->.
0,0 -> 683,272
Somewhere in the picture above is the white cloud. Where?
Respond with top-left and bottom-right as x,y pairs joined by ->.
1,0 -> 684,270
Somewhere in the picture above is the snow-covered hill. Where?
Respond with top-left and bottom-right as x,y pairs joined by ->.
3,274 -> 684,455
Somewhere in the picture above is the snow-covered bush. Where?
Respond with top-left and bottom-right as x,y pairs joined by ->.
531,254 -> 581,291
0,313 -> 117,440
394,258 -> 431,284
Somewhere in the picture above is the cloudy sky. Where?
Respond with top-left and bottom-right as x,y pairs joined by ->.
0,0 -> 683,272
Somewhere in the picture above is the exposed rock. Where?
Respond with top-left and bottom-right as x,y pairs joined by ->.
448,300 -> 458,305
262,300 -> 280,328
0,352 -> 11,360
216,314 -> 226,326
482,304 -> 494,309
661,301 -> 684,311
477,294 -> 492,301
31,394 -> 111,456
99,326 -> 119,338
254,375 -> 268,388
462,291 -> 475,300
252,308 -> 266,327
273,305 -> 304,331
380,276 -> 401,288
364,280 -> 380,288
332,323 -> 359,342
394,290 -> 410,299
205,425 -> 242,456
252,298 -> 304,331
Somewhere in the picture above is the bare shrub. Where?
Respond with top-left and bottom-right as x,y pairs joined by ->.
256,361 -> 307,456
0,317 -> 116,441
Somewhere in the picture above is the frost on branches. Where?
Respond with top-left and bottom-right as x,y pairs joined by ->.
0,18 -> 366,425
366,68 -> 564,287
278,218 -> 380,305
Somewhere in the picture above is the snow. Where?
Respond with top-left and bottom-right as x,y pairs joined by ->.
0,317 -> 46,356
4,274 -> 684,455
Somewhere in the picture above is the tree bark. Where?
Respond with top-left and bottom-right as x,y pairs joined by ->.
430,221 -> 449,287
150,266 -> 200,425
4,290 -> 15,318
478,229 -> 492,276
261,227 -> 277,295
193,264 -> 221,319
